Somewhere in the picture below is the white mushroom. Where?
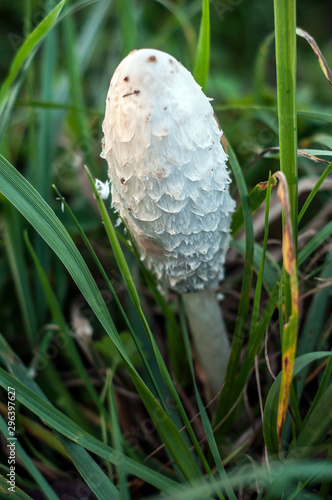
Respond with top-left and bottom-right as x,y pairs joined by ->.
101,48 -> 235,396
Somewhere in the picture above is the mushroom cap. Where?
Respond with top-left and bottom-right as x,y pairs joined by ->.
101,48 -> 235,293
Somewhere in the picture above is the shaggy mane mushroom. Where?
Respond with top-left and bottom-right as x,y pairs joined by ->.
101,48 -> 235,396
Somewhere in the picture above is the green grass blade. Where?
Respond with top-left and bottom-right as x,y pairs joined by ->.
231,176 -> 277,236
298,161 -> 332,223
0,154 -> 124,358
2,205 -> 37,345
289,380 -> 332,460
214,138 -> 254,435
248,174 -> 272,350
84,175 -> 169,409
116,0 -> 137,57
222,234 -> 281,409
234,282 -> 280,398
35,21 -> 57,202
84,167 -> 150,330
52,186 -> 162,396
0,475 -> 33,499
273,0 -> 298,335
179,297 -> 235,500
193,0 -> 210,90
0,368 -> 180,495
0,73 -> 26,141
298,220 -> 332,266
298,109 -> 332,122
16,99 -> 101,114
274,0 -> 298,236
0,155 -> 200,482
23,231 -> 109,426
263,352 -> 332,457
0,334 -> 87,458
108,375 -> 130,500
0,335 -> 120,499
33,19 -> 58,324
305,351 -> 332,424
54,432 -> 120,500
62,15 -> 96,174
296,247 -> 332,398
76,0 -> 114,71
253,31 -> 275,101
215,104 -> 332,124
301,258 -> 332,421
0,337 -> 171,498
143,461 -> 332,499
0,415 -> 60,500
231,240 -> 280,294
152,1 -> 197,61
122,227 -> 190,383
84,167 -> 210,477
136,260 -> 188,382
0,0 -> 66,107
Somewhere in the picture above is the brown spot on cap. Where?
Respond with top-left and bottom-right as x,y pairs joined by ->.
169,58 -> 174,64
120,177 -> 125,184
124,76 -> 129,82
148,55 -> 157,62
123,89 -> 141,98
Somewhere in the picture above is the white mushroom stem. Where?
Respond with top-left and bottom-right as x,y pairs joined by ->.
182,290 -> 230,397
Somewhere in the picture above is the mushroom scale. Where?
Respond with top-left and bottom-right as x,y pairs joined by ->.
101,48 -> 235,293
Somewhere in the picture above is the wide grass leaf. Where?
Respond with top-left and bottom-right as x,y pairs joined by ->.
54,432 -> 120,500
263,352 -> 332,457
289,381 -> 332,459
0,368 -> 180,495
0,335 -> 119,499
0,415 -> 60,500
0,475 -> 33,499
0,154 -> 200,482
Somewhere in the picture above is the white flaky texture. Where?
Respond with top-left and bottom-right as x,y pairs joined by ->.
101,49 -> 235,293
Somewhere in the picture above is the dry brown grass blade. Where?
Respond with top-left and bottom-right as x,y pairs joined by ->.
247,146 -> 330,170
296,27 -> 332,85
273,172 -> 299,448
